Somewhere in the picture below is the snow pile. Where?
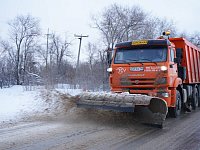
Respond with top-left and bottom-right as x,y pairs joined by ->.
38,89 -> 81,114
0,85 -> 82,125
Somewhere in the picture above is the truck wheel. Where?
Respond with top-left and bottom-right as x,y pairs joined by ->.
191,88 -> 198,110
198,88 -> 200,107
169,90 -> 182,118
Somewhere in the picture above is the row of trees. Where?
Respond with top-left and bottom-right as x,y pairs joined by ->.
0,4 -> 199,90
0,15 -> 73,88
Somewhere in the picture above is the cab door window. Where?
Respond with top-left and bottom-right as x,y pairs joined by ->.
170,48 -> 175,62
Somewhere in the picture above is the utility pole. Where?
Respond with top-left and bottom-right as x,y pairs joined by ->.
45,28 -> 52,88
74,34 -> 89,69
45,28 -> 50,71
74,34 -> 88,86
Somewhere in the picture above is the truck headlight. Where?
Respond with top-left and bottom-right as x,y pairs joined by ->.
160,66 -> 167,71
107,68 -> 112,72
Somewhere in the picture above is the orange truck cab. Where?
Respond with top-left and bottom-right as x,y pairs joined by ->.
108,34 -> 200,117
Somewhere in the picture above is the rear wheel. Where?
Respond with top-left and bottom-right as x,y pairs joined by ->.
198,87 -> 200,107
191,88 -> 198,110
169,90 -> 182,118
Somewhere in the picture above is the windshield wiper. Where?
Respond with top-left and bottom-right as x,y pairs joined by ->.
115,60 -> 131,65
115,59 -> 143,65
116,59 -> 158,65
125,59 -> 144,65
139,59 -> 157,65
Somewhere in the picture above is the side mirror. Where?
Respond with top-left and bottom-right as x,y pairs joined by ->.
107,49 -> 112,65
174,58 -> 179,64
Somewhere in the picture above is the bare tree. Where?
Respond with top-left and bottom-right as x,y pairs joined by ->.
81,42 -> 99,90
118,6 -> 146,41
154,18 -> 177,38
86,42 -> 97,70
98,49 -> 108,90
8,14 -> 40,85
137,17 -> 159,39
0,41 -> 16,87
36,32 -> 72,87
92,4 -> 146,50
51,33 -> 71,75
174,31 -> 200,47
136,17 -> 177,39
189,32 -> 200,47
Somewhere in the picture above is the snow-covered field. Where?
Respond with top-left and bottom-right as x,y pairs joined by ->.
0,85 -> 82,125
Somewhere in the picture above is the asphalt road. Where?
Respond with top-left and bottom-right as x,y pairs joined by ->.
0,108 -> 200,150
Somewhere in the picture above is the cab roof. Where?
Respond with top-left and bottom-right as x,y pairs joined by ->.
115,39 -> 171,48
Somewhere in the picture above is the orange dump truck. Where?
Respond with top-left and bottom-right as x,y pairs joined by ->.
108,36 -> 200,117
76,32 -> 200,127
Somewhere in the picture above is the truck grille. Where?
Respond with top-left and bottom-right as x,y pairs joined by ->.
120,78 -> 155,86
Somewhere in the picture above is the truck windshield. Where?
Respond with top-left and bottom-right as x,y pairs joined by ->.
114,47 -> 167,64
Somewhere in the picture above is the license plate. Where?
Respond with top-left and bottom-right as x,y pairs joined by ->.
130,67 -> 144,72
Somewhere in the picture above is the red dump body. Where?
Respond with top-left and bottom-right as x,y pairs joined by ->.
170,38 -> 200,84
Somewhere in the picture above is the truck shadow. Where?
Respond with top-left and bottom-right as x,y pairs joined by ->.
64,106 -> 166,129
65,105 -> 200,130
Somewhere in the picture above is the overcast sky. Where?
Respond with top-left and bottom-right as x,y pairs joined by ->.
0,0 -> 199,61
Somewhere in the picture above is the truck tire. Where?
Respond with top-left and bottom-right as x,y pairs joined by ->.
198,87 -> 200,107
169,90 -> 182,118
191,88 -> 198,110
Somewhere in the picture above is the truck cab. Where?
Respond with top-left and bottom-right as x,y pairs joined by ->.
109,39 -> 178,105
107,37 -> 186,117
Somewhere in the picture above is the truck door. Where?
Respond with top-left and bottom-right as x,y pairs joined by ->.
169,47 -> 178,86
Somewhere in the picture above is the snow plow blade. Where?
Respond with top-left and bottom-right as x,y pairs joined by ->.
75,92 -> 168,127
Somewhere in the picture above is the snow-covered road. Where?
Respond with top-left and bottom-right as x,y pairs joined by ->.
1,107 -> 200,150
1,86 -> 200,150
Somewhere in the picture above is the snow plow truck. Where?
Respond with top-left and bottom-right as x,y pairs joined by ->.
76,31 -> 200,128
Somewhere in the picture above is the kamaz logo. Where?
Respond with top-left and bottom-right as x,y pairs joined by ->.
135,80 -> 140,84
116,67 -> 126,74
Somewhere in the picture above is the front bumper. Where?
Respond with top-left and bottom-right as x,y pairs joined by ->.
111,88 -> 172,107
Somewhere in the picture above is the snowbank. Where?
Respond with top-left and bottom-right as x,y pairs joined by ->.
0,85 -> 82,125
